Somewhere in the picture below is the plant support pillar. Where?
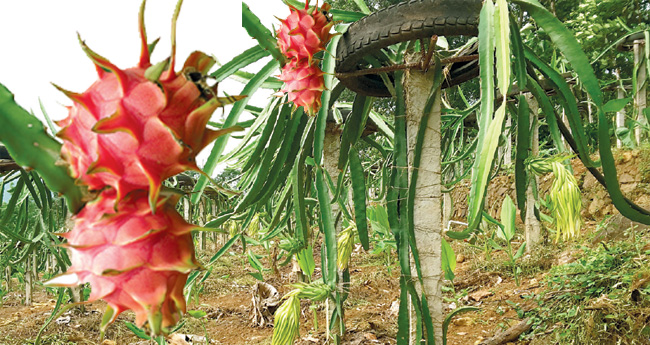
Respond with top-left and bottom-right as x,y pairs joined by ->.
615,69 -> 626,148
504,116 -> 512,166
634,40 -> 647,145
525,95 -> 542,251
323,121 -> 343,343
404,54 -> 443,345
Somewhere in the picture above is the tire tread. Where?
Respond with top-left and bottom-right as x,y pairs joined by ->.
335,0 -> 482,97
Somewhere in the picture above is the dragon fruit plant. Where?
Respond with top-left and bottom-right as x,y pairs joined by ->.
46,0 -> 243,336
276,0 -> 335,116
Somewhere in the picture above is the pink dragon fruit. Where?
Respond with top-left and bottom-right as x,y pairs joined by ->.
276,1 -> 335,63
48,0 -> 242,336
56,18 -> 241,206
48,190 -> 196,335
278,59 -> 326,116
276,0 -> 334,116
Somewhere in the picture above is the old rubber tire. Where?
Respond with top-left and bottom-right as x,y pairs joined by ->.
335,0 -> 482,97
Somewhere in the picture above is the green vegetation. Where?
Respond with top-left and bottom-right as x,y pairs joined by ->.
529,235 -> 650,343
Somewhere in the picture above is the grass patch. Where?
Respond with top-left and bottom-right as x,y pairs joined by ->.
468,238 -> 560,280
525,237 -> 650,344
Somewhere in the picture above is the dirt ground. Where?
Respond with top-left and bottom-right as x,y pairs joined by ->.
2,149 -> 650,344
0,244 -> 564,345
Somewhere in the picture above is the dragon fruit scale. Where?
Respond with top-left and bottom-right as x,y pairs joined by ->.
276,0 -> 335,63
47,0 -> 243,336
279,59 -> 326,116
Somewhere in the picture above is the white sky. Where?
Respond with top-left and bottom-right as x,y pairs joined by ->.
0,0 -> 290,171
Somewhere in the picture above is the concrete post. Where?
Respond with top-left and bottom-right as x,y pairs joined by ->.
24,257 -> 32,306
5,266 -> 12,292
587,95 -> 594,124
199,199 -> 206,251
561,109 -> 569,149
443,189 -> 453,231
615,69 -> 626,148
183,197 -> 191,222
323,122 -> 343,343
525,95 -> 542,251
404,54 -> 443,345
634,40 -> 647,145
504,116 -> 512,166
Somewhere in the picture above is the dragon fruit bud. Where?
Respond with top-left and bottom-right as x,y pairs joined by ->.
279,59 -> 326,116
47,189 -> 197,335
276,0 -> 335,63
